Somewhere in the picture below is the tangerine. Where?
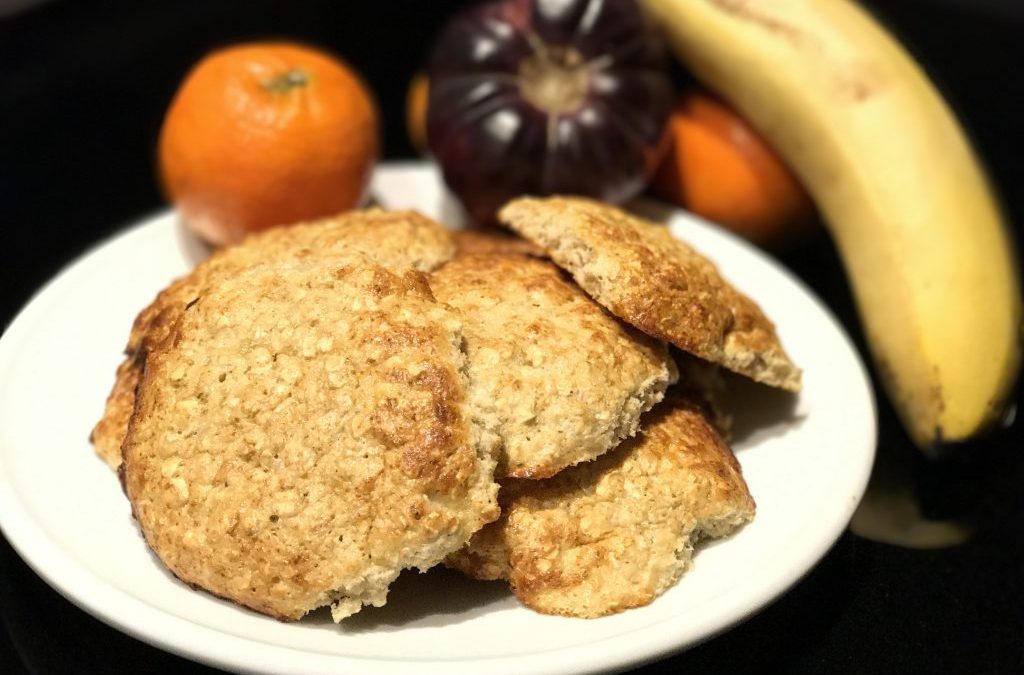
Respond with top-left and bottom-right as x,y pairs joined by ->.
651,90 -> 813,248
406,72 -> 429,154
159,42 -> 379,245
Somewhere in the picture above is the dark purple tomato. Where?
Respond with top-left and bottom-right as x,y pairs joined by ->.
426,0 -> 674,224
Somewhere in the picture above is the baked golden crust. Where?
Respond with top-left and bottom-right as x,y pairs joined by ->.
451,227 -> 545,259
499,197 -> 801,391
127,209 -> 456,355
93,209 -> 455,470
90,356 -> 141,469
122,263 -> 498,622
446,387 -> 755,618
445,508 -> 512,582
429,252 -> 676,478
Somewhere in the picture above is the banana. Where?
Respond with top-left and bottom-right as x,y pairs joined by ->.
641,0 -> 1021,449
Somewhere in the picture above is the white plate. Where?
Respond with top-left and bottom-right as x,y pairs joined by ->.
0,162 -> 875,674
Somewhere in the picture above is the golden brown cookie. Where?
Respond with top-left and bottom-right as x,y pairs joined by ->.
92,209 -> 455,469
430,252 -> 676,478
499,197 -> 800,391
447,387 -> 755,618
127,208 -> 455,356
122,262 -> 499,622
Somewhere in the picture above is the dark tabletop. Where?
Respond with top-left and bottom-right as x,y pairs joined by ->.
1,1 -> 1022,673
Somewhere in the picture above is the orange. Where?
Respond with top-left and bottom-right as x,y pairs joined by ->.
651,90 -> 813,248
406,72 -> 429,154
159,42 -> 379,245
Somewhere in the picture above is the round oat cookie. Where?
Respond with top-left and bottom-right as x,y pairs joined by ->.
430,252 -> 677,479
92,209 -> 455,470
447,386 -> 755,618
499,197 -> 801,391
126,208 -> 456,356
122,262 -> 498,622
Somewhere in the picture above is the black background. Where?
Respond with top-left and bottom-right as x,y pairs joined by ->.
1,1 -> 1022,673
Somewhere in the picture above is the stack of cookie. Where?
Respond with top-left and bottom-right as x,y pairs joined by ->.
93,197 -> 800,622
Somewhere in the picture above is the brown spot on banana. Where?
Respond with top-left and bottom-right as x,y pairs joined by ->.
705,0 -> 807,44
704,0 -> 882,103
873,355 -> 945,449
834,61 -> 885,103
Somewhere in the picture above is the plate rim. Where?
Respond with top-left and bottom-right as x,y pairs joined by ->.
0,161 -> 877,675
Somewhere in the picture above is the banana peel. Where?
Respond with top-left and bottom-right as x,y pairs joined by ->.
641,0 -> 1022,450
